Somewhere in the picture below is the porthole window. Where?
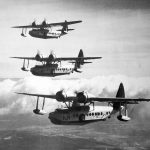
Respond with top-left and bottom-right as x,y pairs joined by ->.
89,113 -> 91,116
92,113 -> 94,116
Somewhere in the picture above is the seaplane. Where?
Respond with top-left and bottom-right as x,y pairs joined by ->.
11,49 -> 102,77
12,19 -> 82,39
16,83 -> 150,125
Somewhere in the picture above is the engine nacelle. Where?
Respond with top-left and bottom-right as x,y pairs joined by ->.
117,115 -> 131,122
77,92 -> 88,103
35,53 -> 42,61
33,109 -> 46,115
32,21 -> 36,27
56,90 -> 67,102
42,20 -> 47,27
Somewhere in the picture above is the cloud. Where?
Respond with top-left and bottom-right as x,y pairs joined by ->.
0,75 -> 150,121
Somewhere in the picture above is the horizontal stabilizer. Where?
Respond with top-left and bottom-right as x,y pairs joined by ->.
83,61 -> 92,64
57,29 -> 74,32
127,101 -> 139,104
57,29 -> 63,31
67,29 -> 74,31
69,61 -> 92,64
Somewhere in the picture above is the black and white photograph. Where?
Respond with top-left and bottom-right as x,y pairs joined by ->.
0,0 -> 150,150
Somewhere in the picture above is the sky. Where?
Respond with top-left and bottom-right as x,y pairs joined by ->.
0,0 -> 150,78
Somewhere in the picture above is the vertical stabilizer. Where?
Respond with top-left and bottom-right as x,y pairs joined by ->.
76,49 -> 84,68
78,49 -> 84,58
113,83 -> 125,111
116,83 -> 125,98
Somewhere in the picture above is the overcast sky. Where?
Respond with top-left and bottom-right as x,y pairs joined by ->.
0,0 -> 150,78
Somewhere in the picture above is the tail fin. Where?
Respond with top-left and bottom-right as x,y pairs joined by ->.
116,83 -> 125,98
76,49 -> 84,68
78,49 -> 84,58
112,83 -> 125,111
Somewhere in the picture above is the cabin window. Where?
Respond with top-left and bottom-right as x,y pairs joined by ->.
101,112 -> 103,115
86,114 -> 88,116
89,113 -> 91,116
95,113 -> 97,115
92,113 -> 94,116
97,112 -> 100,115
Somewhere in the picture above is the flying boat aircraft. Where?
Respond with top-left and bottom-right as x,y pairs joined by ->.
16,83 -> 150,125
12,20 -> 82,39
11,49 -> 102,77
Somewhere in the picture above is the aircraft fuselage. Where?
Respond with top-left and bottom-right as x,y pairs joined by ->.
48,105 -> 113,125
28,29 -> 66,39
30,64 -> 74,77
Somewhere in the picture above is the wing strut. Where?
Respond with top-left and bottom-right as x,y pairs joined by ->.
21,59 -> 29,71
36,96 -> 39,110
21,28 -> 26,37
42,97 -> 45,110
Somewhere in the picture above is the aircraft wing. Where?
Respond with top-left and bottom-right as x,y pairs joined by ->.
11,57 -> 36,60
16,92 -> 56,99
12,20 -> 82,28
16,92 -> 76,101
10,56 -> 49,62
55,56 -> 102,61
88,97 -> 150,103
46,20 -> 82,27
12,25 -> 38,28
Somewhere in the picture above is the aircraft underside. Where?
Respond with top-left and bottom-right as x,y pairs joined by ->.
49,116 -> 104,125
48,106 -> 112,125
29,30 -> 60,39
30,65 -> 73,77
32,72 -> 71,77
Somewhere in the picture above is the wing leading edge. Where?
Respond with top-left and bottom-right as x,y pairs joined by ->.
87,97 -> 150,103
55,56 -> 102,61
12,20 -> 82,29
